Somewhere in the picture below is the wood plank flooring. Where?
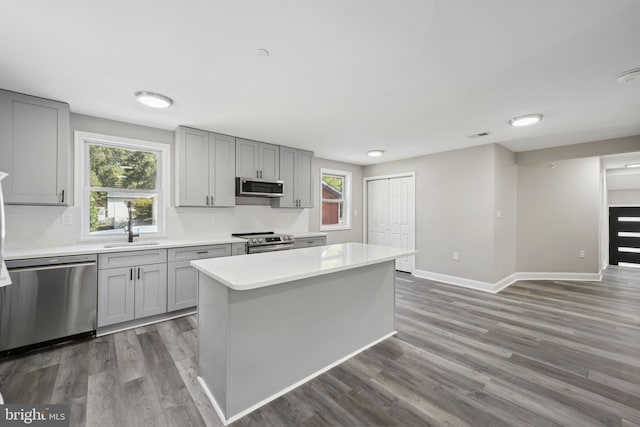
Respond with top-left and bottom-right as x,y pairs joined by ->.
1,267 -> 640,426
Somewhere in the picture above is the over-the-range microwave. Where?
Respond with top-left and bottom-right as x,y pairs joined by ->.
236,177 -> 284,197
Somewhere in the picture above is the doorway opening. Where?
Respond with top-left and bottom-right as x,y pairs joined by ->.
364,173 -> 416,273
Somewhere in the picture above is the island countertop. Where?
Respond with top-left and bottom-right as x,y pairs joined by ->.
191,242 -> 417,290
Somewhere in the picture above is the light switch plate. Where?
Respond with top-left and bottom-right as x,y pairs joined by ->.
453,251 -> 460,261
579,249 -> 585,259
496,210 -> 502,219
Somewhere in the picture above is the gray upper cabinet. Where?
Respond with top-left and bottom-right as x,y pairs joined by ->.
236,138 -> 280,180
273,147 -> 314,208
175,126 -> 235,207
0,89 -> 70,205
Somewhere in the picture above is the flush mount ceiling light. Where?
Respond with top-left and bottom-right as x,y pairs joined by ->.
256,48 -> 270,57
617,68 -> 640,84
134,91 -> 173,108
509,113 -> 543,127
625,163 -> 640,168
368,150 -> 384,157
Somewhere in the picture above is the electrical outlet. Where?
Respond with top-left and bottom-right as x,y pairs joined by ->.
496,210 -> 502,219
579,249 -> 585,259
61,212 -> 72,225
453,251 -> 460,261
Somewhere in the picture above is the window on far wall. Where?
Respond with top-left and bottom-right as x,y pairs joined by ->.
320,168 -> 351,231
76,132 -> 169,239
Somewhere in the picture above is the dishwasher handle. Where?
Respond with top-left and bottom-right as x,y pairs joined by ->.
7,261 -> 97,273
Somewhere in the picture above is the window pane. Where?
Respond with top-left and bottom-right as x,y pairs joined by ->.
322,201 -> 343,225
322,174 -> 343,194
89,144 -> 157,190
90,191 -> 157,234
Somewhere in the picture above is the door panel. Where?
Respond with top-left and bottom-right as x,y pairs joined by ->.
167,261 -> 197,312
609,207 -> 640,268
98,267 -> 134,327
177,127 -> 209,206
367,176 -> 415,273
211,133 -> 236,206
134,263 -> 167,319
260,143 -> 280,181
297,150 -> 314,208
236,139 -> 259,178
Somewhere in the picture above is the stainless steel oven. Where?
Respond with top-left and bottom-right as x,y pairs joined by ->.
232,232 -> 295,254
0,254 -> 97,355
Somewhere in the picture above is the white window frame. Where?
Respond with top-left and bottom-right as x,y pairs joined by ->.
320,168 -> 352,231
74,131 -> 171,241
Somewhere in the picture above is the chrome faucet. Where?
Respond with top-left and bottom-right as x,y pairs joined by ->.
125,201 -> 139,243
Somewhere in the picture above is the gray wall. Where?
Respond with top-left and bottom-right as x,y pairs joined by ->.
493,144 -> 517,281
309,157 -> 364,244
364,144 -> 497,282
516,157 -> 600,273
516,135 -> 640,164
608,189 -> 640,205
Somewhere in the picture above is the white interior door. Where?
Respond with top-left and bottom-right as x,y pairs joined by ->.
366,175 -> 415,273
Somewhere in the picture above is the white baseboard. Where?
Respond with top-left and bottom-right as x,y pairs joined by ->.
198,330 -> 398,425
413,269 -> 603,294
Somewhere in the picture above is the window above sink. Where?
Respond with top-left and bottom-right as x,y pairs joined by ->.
74,132 -> 170,241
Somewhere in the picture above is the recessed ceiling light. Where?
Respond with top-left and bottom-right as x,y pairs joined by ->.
134,91 -> 173,108
617,68 -> 640,84
257,48 -> 270,57
509,114 -> 543,127
368,150 -> 384,157
625,163 -> 640,168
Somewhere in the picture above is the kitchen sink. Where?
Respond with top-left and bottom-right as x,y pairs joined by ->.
103,242 -> 160,248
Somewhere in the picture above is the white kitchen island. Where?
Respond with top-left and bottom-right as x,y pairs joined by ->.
191,242 -> 416,424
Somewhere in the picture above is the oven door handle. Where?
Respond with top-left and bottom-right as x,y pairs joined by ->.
249,244 -> 295,254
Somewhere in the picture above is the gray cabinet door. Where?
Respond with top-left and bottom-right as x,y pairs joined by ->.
176,126 -> 209,207
98,267 -> 135,327
260,143 -> 280,181
0,90 -> 70,205
134,264 -> 167,319
167,261 -> 198,311
297,150 -> 314,208
134,263 -> 167,319
276,146 -> 297,208
210,133 -> 236,207
236,138 -> 260,178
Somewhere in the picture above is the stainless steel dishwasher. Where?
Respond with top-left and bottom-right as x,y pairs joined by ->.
0,254 -> 97,355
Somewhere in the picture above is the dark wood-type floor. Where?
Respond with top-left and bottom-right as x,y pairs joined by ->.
1,266 -> 640,426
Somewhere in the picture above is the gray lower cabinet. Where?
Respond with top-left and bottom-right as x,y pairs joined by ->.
0,89 -> 71,205
98,250 -> 168,327
293,236 -> 327,248
167,244 -> 233,312
134,263 -> 168,319
98,267 -> 135,326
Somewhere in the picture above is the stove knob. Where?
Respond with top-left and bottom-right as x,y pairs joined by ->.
252,239 -> 257,243
258,238 -> 263,243
288,235 -> 293,240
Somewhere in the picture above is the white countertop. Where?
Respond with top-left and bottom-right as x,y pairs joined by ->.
191,242 -> 417,290
3,231 -> 326,260
4,236 -> 247,260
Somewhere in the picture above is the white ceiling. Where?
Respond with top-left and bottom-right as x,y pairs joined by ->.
1,0 -> 640,165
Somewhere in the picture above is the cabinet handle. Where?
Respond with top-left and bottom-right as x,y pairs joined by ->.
206,195 -> 209,205
260,170 -> 263,178
256,170 -> 260,178
61,190 -> 65,203
196,251 -> 208,255
130,268 -> 133,281
138,267 -> 141,280
210,195 -> 214,205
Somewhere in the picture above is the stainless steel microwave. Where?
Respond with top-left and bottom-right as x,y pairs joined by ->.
236,177 -> 284,197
